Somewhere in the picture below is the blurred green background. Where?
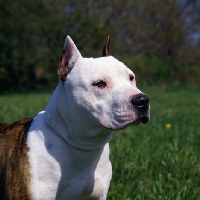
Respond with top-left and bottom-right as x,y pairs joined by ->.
0,0 -> 200,93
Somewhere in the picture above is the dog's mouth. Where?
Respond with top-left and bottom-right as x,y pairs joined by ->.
139,115 -> 149,124
97,110 -> 150,130
132,114 -> 149,126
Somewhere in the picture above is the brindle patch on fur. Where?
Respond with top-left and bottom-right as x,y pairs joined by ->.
0,118 -> 33,200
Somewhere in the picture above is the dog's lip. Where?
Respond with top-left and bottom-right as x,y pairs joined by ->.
139,115 -> 149,124
132,115 -> 149,126
98,114 -> 149,130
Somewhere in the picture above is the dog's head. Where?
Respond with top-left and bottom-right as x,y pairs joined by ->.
57,36 -> 150,131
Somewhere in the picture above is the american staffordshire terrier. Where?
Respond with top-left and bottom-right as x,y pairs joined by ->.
0,36 -> 150,200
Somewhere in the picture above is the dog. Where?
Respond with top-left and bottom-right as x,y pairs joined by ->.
0,36 -> 150,200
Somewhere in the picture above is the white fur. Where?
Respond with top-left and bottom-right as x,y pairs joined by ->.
27,36 -> 150,200
27,111 -> 111,200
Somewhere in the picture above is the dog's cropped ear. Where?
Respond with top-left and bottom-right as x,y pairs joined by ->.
102,36 -> 111,57
58,36 -> 82,81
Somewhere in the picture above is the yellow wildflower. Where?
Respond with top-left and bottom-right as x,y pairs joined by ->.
165,124 -> 172,129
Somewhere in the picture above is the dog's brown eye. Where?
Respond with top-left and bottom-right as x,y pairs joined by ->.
92,80 -> 106,88
129,75 -> 134,81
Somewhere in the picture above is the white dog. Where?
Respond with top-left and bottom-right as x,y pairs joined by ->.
0,36 -> 150,200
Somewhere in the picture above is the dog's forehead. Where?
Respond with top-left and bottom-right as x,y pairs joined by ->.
75,56 -> 131,77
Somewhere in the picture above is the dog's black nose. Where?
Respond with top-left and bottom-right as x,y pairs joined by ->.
131,93 -> 149,112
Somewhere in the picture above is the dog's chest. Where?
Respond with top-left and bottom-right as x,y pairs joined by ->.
27,113 -> 112,200
89,147 -> 112,199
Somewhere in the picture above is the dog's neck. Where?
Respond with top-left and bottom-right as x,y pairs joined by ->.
45,81 -> 112,150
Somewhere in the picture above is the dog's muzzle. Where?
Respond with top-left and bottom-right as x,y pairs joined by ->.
131,93 -> 150,124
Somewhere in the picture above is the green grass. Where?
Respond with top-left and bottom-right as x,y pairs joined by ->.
0,88 -> 200,199
0,93 -> 51,123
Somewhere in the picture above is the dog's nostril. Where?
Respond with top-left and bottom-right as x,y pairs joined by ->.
131,94 -> 149,112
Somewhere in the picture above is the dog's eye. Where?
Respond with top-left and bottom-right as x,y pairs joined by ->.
129,74 -> 135,81
92,80 -> 106,88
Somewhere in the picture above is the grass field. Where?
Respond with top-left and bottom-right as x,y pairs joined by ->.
0,87 -> 200,199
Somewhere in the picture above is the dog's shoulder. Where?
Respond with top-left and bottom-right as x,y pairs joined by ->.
0,118 -> 33,142
0,118 -> 33,200
0,122 -> 10,133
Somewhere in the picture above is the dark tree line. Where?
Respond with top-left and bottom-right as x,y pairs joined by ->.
0,0 -> 199,92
